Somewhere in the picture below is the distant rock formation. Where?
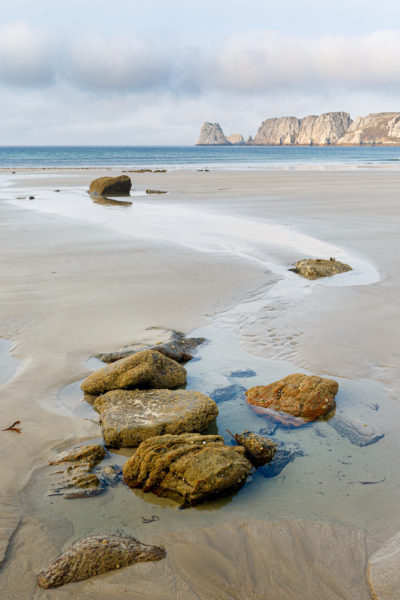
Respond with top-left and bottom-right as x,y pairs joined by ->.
253,112 -> 352,145
196,122 -> 230,145
336,112 -> 400,145
196,112 -> 400,145
226,133 -> 245,145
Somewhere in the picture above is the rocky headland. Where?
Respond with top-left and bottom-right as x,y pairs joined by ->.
196,111 -> 400,145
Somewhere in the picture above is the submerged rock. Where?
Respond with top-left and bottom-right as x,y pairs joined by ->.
230,369 -> 257,378
81,349 -> 187,396
95,327 -> 205,364
291,258 -> 352,279
210,383 -> 246,403
330,413 -> 384,446
94,389 -> 218,448
259,442 -> 305,478
230,430 -> 276,467
89,175 -> 132,197
37,534 -> 166,588
123,433 -> 253,506
246,373 -> 338,422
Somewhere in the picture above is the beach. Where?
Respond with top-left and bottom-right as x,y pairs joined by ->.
0,166 -> 399,599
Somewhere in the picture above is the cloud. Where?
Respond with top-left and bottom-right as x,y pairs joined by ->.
0,21 -> 55,86
67,32 -> 173,91
211,30 -> 400,92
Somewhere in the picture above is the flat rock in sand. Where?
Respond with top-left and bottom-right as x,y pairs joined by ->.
48,444 -> 107,499
94,389 -> 218,448
246,373 -> 338,422
37,534 -> 165,588
81,349 -> 186,396
123,433 -> 252,506
94,327 -> 205,364
330,412 -> 384,446
292,258 -> 352,279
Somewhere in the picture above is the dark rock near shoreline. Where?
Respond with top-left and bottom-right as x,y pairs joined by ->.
94,328 -> 205,365
330,413 -> 384,446
89,175 -> 132,197
246,373 -> 338,422
37,534 -> 165,588
291,258 -> 352,279
146,189 -> 167,194
123,433 -> 253,506
230,430 -> 276,467
94,389 -> 218,448
81,349 -> 187,396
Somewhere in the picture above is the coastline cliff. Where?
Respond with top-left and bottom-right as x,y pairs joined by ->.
196,112 -> 400,145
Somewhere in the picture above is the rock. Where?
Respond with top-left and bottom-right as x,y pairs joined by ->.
123,433 -> 253,506
367,530 -> 400,600
253,112 -> 352,145
337,112 -> 400,145
247,135 -> 254,144
246,373 -> 338,422
291,258 -> 352,279
48,444 -> 106,499
226,133 -> 245,145
230,369 -> 257,378
94,389 -> 218,448
81,349 -> 187,396
210,383 -> 246,403
89,175 -> 132,197
29,196 -> 35,200
329,413 -> 384,447
146,189 -> 167,194
259,442 -> 304,478
37,534 -> 166,588
230,430 -> 276,467
94,327 -> 205,364
196,122 -> 231,145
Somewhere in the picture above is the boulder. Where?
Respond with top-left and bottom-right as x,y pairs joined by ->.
123,433 -> 253,506
230,430 -> 276,467
94,328 -> 205,365
37,534 -> 165,588
94,389 -> 218,448
291,258 -> 352,279
81,349 -> 187,396
246,373 -> 338,422
89,175 -> 132,197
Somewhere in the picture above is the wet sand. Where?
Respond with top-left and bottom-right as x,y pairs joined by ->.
1,168 -> 399,598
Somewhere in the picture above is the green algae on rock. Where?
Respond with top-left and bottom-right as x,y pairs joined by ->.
291,258 -> 352,279
94,388 -> 218,448
88,175 -> 132,197
37,534 -> 166,588
123,433 -> 253,506
246,373 -> 338,422
230,430 -> 276,467
81,349 -> 187,396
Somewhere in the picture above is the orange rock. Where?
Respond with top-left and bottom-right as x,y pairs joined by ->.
246,373 -> 338,422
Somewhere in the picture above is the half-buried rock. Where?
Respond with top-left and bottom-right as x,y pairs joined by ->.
37,534 -> 165,589
246,373 -> 338,424
123,433 -> 253,506
81,349 -> 186,396
89,175 -> 132,197
94,389 -> 218,448
291,258 -> 352,279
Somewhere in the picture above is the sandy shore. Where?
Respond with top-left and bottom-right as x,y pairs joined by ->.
1,167 -> 399,598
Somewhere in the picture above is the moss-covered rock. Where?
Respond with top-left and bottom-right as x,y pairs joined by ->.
123,433 -> 253,506
230,430 -> 276,467
291,258 -> 352,279
89,175 -> 132,197
37,534 -> 165,588
246,373 -> 338,422
94,389 -> 218,448
81,349 -> 187,396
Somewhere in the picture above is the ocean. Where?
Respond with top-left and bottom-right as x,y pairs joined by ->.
1,144 -> 400,169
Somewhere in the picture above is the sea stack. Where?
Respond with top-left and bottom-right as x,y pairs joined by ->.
196,122 -> 231,145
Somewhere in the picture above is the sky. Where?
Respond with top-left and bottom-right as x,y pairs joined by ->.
1,0 -> 400,144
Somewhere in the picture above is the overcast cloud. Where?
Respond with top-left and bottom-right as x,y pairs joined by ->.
1,2 -> 400,144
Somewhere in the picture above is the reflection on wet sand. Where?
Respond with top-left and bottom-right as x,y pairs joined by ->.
91,196 -> 133,207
